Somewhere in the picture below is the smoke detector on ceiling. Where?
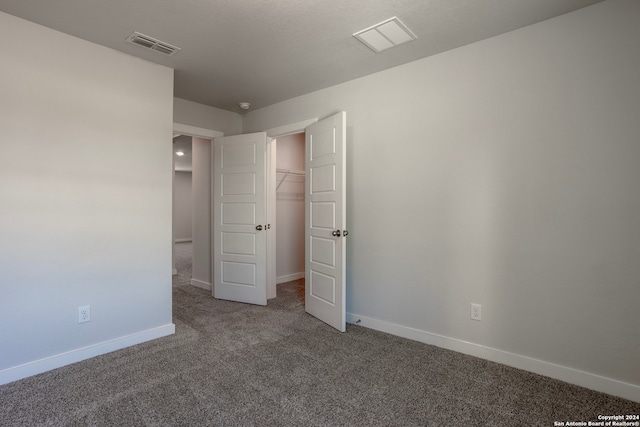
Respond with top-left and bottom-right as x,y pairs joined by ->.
353,17 -> 417,53
126,31 -> 181,56
239,102 -> 251,110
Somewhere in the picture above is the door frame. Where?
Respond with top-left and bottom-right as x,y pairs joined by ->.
172,123 -> 223,286
173,120 -> 331,303
264,118 -> 318,299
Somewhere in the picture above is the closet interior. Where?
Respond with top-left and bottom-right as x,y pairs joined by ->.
275,133 -> 305,285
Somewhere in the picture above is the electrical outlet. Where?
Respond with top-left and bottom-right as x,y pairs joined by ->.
78,305 -> 91,323
470,303 -> 482,321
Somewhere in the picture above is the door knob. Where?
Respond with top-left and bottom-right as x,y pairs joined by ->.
332,230 -> 341,237
256,225 -> 263,231
343,230 -> 349,236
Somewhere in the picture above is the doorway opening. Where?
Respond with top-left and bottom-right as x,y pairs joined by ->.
172,123 -> 223,292
173,135 -> 193,281
264,117 -> 318,301
205,112 -> 346,330
274,132 -> 306,303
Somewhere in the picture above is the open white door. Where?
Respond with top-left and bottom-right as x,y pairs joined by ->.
213,132 -> 268,305
305,112 -> 347,332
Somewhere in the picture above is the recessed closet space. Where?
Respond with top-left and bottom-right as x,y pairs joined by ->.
275,133 -> 305,285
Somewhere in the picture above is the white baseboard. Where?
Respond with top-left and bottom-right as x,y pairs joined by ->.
174,238 -> 192,243
190,278 -> 212,291
277,272 -> 305,284
0,323 -> 175,386
346,312 -> 640,403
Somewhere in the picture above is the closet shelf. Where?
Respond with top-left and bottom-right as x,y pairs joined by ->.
276,168 -> 305,175
276,168 -> 305,191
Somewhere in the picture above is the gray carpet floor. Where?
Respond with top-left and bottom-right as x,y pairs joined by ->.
1,242 -> 638,426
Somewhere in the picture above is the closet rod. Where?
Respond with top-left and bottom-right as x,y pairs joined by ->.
276,168 -> 305,191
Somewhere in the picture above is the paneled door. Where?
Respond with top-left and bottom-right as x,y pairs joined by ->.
213,132 -> 267,305
305,112 -> 347,332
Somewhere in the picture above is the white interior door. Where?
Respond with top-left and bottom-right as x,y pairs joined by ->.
213,132 -> 267,305
305,112 -> 347,332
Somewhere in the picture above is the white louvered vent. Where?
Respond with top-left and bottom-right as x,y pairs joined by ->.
126,32 -> 181,56
353,17 -> 417,53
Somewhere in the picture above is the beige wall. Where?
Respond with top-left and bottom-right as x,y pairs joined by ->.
243,0 -> 640,400
174,97 -> 242,136
0,12 -> 174,382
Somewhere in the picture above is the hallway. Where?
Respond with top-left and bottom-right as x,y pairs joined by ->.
173,242 -> 192,287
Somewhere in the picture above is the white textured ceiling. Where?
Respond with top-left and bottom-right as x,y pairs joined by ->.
0,0 -> 604,113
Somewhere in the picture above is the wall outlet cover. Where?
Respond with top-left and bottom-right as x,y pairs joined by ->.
78,305 -> 91,323
471,303 -> 482,321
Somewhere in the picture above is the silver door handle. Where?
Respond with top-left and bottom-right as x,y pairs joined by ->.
332,230 -> 341,237
256,225 -> 263,231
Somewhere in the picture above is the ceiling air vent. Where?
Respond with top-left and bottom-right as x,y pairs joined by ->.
353,17 -> 417,53
126,32 -> 181,56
